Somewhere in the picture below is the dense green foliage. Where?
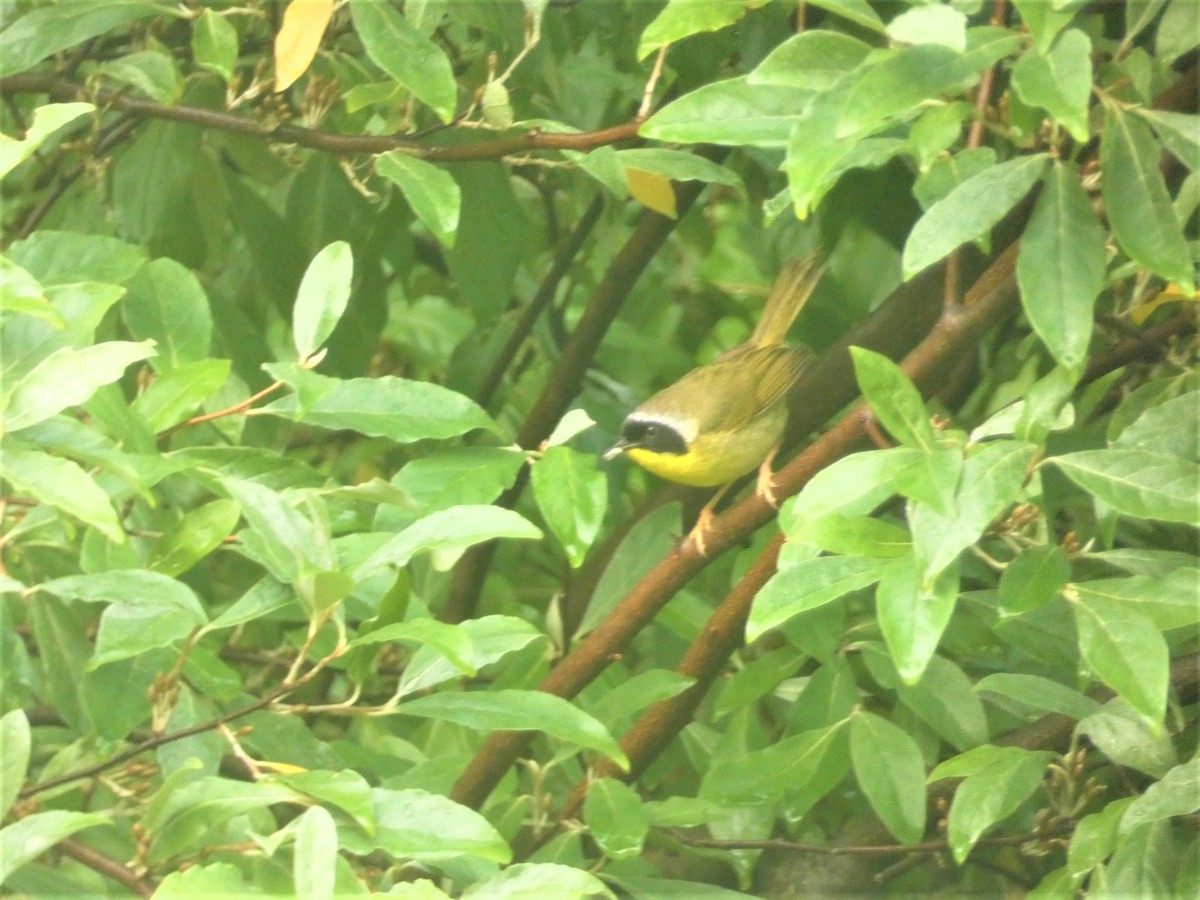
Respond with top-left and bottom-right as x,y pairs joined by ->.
1,0 -> 1197,896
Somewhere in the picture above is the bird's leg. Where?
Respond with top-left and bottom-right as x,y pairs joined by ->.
687,482 -> 733,557
755,444 -> 782,508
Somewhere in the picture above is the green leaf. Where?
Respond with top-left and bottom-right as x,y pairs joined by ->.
1068,589 -> 1168,725
531,445 -> 608,568
0,447 -> 123,541
592,669 -> 696,728
0,0 -> 176,77
1011,30 -> 1092,141
293,805 -> 337,900
0,811 -> 111,883
1136,108 -> 1200,172
1072,568 -> 1200,631
1016,161 -> 1107,369
462,864 -> 615,900
637,0 -> 746,59
147,499 -> 241,578
261,365 -> 497,442
131,358 -> 231,432
192,9 -> 238,82
1052,449 -> 1200,524
876,554 -> 961,684
747,556 -> 889,643
397,615 -> 546,696
0,256 -> 62,326
975,673 -> 1100,721
997,544 -> 1072,616
903,154 -> 1047,278
1101,104 -> 1195,292
349,618 -> 475,677
274,769 -> 375,836
356,506 -> 541,576
886,4 -> 968,51
222,478 -> 327,585
0,709 -> 30,820
910,440 -> 1035,580
850,711 -> 926,845
713,647 -> 802,718
893,655 -> 988,751
1077,699 -> 1176,778
701,721 -> 849,809
615,149 -> 743,189
98,50 -> 179,104
783,448 -> 919,527
891,447 -> 962,516
397,690 -> 628,769
946,747 -> 1054,863
0,102 -> 94,178
122,258 -> 212,372
376,153 -> 461,248
1121,759 -> 1200,832
789,514 -> 911,559
849,346 -> 938,450
1068,797 -> 1134,878
839,31 -> 1021,137
3,340 -> 156,433
291,241 -> 353,361
6,230 -> 146,286
391,448 -> 526,516
641,76 -> 811,146
806,0 -> 886,33
349,0 -> 457,123
204,577 -> 292,633
1113,390 -> 1200,460
748,31 -> 872,91
155,863 -> 252,898
584,778 -> 648,860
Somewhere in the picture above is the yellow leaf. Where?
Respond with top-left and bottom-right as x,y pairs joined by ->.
1129,283 -> 1200,325
257,760 -> 309,775
625,167 -> 677,218
274,0 -> 334,92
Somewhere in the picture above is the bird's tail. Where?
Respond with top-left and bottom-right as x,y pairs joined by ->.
750,253 -> 826,347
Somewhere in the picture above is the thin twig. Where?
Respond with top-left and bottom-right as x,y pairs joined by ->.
59,838 -> 154,897
638,45 -> 669,121
163,379 -> 284,435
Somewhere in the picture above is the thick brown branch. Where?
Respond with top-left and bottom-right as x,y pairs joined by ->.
59,839 -> 155,897
0,72 -> 641,160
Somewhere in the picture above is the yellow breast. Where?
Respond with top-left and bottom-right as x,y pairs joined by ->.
625,410 -> 786,487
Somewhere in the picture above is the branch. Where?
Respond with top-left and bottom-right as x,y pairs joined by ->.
450,243 -> 1025,811
0,72 -> 642,161
59,838 -> 155,897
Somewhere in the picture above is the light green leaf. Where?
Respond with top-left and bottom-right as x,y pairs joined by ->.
292,241 -> 354,360
637,0 -> 747,60
1068,797 -> 1134,878
122,258 -> 212,372
947,747 -> 1054,863
531,445 -> 607,568
1101,104 -> 1195,292
0,256 -> 62,326
376,153 -> 461,248
390,448 -> 526,516
700,721 -> 849,810
222,478 -> 326,585
3,340 -> 156,433
293,806 -> 337,900
850,711 -> 926,844
0,102 -> 94,178
782,448 -> 919,527
1072,568 -> 1200,631
397,615 -> 546,696
887,4 -> 968,51
1068,589 -> 1168,726
131,358 -> 231,432
747,556 -> 889,643
274,769 -> 375,837
462,864 -> 615,900
348,619 -> 475,676
1017,161 -> 1107,369
349,0 -> 457,122
1135,108 -> 1200,172
261,365 -> 497,442
1052,449 -> 1200,524
584,778 -> 648,860
1113,390 -> 1200,460
850,346 -> 938,450
1011,30 -> 1092,141
748,31 -> 872,91
975,673 -> 1101,721
0,0 -> 175,76
790,514 -> 911,559
997,544 -> 1071,616
98,50 -> 179,104
398,690 -> 628,769
616,149 -> 743,189
1120,759 -> 1200,832
1077,699 -> 1176,777
876,554 -> 960,683
0,811 -> 111,883
903,155 -> 1047,278
147,499 -> 241,578
0,448 -> 123,541
147,777 -> 300,863
806,0 -> 886,33
641,76 -> 811,147
192,9 -> 238,82
356,506 -> 542,576
0,709 -> 30,821
6,230 -> 146,286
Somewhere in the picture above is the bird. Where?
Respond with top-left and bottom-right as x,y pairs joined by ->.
604,256 -> 824,555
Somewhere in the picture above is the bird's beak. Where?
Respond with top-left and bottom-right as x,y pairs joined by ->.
603,439 -> 630,461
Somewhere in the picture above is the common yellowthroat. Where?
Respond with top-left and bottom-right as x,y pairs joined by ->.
604,257 -> 824,554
